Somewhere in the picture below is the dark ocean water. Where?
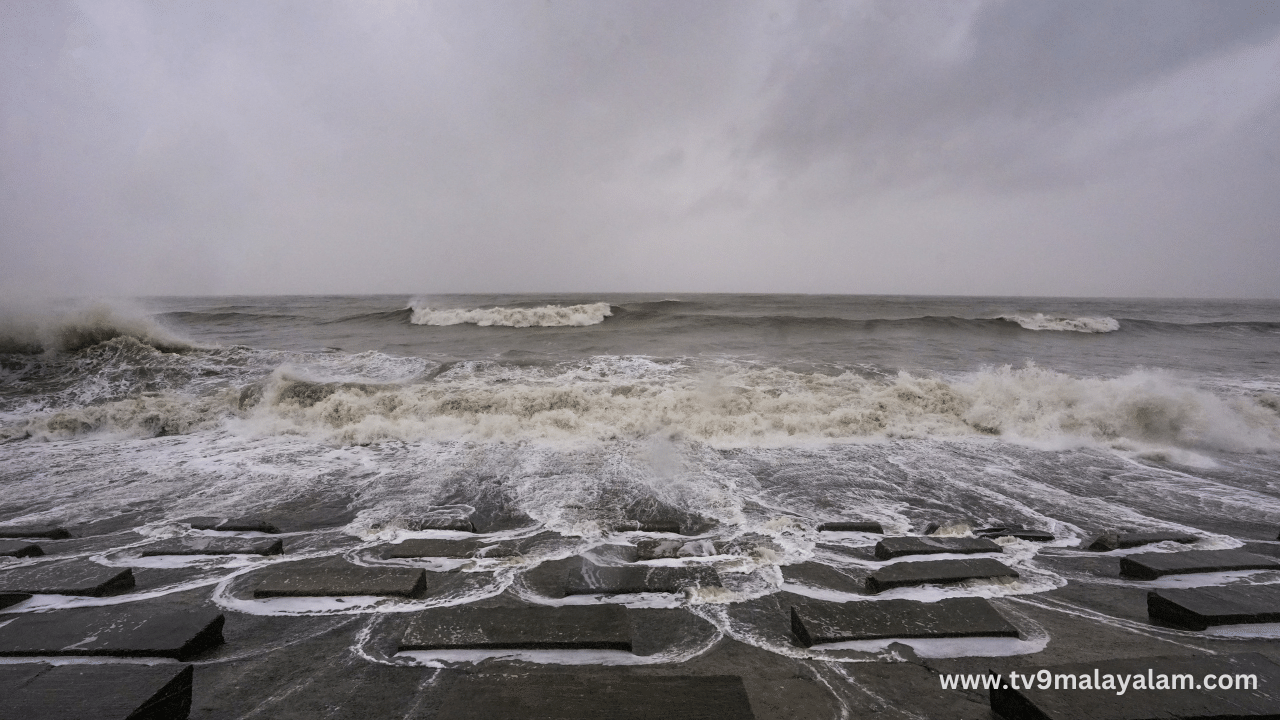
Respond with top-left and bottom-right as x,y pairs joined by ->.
1,294 -> 1279,622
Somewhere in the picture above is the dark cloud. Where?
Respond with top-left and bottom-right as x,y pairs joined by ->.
2,1 -> 1278,297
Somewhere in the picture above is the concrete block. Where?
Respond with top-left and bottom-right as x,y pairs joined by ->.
432,673 -> 756,720
613,520 -> 684,534
818,521 -> 884,533
790,597 -> 1018,646
874,536 -> 1003,560
0,540 -> 43,558
1149,585 -> 1280,631
384,539 -> 512,559
975,526 -> 1055,542
865,558 -> 1018,594
0,662 -> 192,720
0,606 -> 224,660
412,517 -> 476,532
253,565 -> 427,598
990,652 -> 1280,719
1119,549 -> 1280,580
141,537 -> 283,556
187,516 -> 280,533
0,562 -> 135,596
635,538 -> 685,560
565,559 -> 720,595
399,605 -> 632,651
0,593 -> 31,610
0,526 -> 70,540
1088,531 -> 1198,552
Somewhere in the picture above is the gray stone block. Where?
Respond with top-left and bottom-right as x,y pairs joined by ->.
0,540 -> 43,558
613,520 -> 684,534
187,516 -> 280,533
141,537 -> 283,556
412,517 -> 476,532
1149,585 -> 1280,631
1119,549 -> 1280,580
0,662 -> 192,720
989,652 -> 1280,719
399,605 -> 632,651
817,521 -> 884,533
252,565 -> 427,598
433,673 -> 756,720
384,538 -> 513,559
565,559 -> 720,595
975,526 -> 1055,542
0,606 -> 224,660
1088,531 -> 1198,552
790,597 -> 1019,646
635,538 -> 685,560
874,536 -> 1003,560
865,558 -> 1018,594
0,562 -> 135,596
0,526 -> 70,540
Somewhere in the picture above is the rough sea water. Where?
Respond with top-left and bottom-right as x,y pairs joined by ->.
2,294 -> 1280,670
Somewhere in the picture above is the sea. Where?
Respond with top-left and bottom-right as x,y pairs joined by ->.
2,294 -> 1280,632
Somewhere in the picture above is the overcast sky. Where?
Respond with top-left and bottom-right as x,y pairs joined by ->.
3,1 -> 1279,297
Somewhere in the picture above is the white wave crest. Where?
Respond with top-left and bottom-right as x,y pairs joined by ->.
0,300 -> 192,353
1001,313 -> 1120,333
409,302 -> 612,328
8,359 -> 1278,455
228,361 -> 1280,451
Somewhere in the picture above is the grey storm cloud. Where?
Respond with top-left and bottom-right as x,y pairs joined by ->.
2,0 -> 1279,297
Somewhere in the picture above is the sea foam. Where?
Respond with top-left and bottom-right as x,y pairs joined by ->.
10,357 -> 1276,456
408,302 -> 612,328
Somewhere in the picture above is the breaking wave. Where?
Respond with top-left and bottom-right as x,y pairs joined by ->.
1000,314 -> 1120,333
408,302 -> 613,328
8,356 -> 1277,455
0,301 -> 192,354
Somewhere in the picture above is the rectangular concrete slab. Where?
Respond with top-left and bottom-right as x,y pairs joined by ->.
565,560 -> 721,595
433,673 -> 756,720
140,537 -> 283,556
253,565 -> 427,598
976,526 -> 1055,542
874,536 -> 1003,560
1149,585 -> 1280,630
613,520 -> 684,534
0,526 -> 70,540
0,606 -> 224,660
790,597 -> 1019,646
1119,549 -> 1280,580
188,516 -> 280,533
413,517 -> 476,532
989,652 -> 1280,720
399,605 -> 632,651
0,562 -> 135,596
0,540 -> 43,558
866,558 -> 1018,594
818,521 -> 884,533
384,538 -> 513,559
1088,531 -> 1198,552
635,538 -> 686,560
0,662 -> 192,720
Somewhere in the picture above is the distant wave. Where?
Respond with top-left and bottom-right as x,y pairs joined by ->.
0,302 -> 192,354
409,302 -> 613,328
999,314 -> 1120,333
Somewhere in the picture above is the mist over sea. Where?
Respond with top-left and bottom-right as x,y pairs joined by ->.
2,293 -> 1279,560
